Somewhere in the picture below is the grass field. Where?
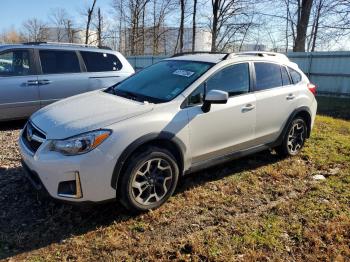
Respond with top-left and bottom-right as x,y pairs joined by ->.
0,108 -> 349,261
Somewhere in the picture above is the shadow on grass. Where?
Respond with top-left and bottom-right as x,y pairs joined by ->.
0,150 -> 281,259
316,96 -> 350,121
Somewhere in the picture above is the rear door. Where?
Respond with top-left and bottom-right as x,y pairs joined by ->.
0,48 -> 40,120
37,49 -> 89,107
253,62 -> 297,144
80,51 -> 132,91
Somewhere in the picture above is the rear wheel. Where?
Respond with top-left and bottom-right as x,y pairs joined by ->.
118,146 -> 179,212
276,117 -> 307,157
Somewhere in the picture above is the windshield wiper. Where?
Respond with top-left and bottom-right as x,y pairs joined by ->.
113,89 -> 144,102
112,87 -> 167,104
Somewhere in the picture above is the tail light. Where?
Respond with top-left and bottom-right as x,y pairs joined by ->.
307,83 -> 317,95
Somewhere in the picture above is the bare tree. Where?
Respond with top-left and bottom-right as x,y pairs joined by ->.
65,19 -> 75,43
85,0 -> 97,44
22,18 -> 48,42
150,0 -> 174,55
49,8 -> 71,42
192,0 -> 197,51
293,0 -> 314,51
210,0 -> 253,52
280,0 -> 350,51
179,0 -> 185,52
96,8 -> 103,46
0,28 -> 24,43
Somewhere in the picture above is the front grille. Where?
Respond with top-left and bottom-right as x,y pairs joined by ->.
22,122 -> 46,153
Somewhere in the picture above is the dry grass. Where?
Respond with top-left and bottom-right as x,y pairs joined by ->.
0,115 -> 349,261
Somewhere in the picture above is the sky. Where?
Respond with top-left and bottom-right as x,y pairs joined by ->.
1,0 -> 349,51
0,0 -> 112,31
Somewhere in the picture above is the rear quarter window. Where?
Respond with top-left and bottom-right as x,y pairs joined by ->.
288,67 -> 302,84
81,51 -> 123,72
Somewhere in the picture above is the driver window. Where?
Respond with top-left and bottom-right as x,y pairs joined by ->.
188,63 -> 250,106
0,50 -> 31,76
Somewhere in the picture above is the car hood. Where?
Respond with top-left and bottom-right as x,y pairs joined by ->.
30,91 -> 154,139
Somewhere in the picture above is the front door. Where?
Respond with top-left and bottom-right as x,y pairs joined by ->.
0,49 -> 40,120
184,62 -> 256,164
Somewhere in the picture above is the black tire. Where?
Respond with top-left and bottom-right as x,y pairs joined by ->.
118,146 -> 179,212
276,117 -> 307,157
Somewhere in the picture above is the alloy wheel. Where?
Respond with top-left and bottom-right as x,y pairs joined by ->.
287,121 -> 305,154
131,158 -> 173,206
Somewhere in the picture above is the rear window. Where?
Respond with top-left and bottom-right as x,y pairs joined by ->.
254,62 -> 283,91
289,67 -> 302,84
81,51 -> 123,72
39,50 -> 80,74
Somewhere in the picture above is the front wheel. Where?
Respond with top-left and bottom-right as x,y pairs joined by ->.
276,117 -> 307,157
118,146 -> 179,212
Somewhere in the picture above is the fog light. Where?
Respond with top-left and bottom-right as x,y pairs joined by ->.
57,172 -> 82,199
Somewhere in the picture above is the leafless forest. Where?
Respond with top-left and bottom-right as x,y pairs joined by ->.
1,0 -> 350,54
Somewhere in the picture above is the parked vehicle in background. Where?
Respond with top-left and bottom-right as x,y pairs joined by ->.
19,51 -> 317,212
0,42 -> 134,121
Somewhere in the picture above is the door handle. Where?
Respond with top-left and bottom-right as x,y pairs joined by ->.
286,94 -> 295,100
38,80 -> 52,85
242,104 -> 255,112
26,80 -> 39,86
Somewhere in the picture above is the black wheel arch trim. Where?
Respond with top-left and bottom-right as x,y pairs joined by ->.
269,106 -> 312,148
110,132 -> 186,189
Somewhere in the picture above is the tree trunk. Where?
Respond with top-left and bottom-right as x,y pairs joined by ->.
294,0 -> 314,52
97,8 -> 102,46
192,0 -> 197,52
311,1 -> 322,51
211,0 -> 219,52
179,0 -> 185,53
85,0 -> 97,45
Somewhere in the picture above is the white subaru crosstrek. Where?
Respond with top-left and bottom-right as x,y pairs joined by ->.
19,51 -> 317,212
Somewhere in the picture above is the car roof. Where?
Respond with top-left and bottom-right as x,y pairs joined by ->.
0,43 -> 117,53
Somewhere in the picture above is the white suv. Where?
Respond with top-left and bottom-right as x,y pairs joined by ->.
19,51 -> 317,212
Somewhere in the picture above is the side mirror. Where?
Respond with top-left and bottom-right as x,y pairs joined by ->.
201,89 -> 228,113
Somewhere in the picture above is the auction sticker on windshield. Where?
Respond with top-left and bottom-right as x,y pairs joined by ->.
173,69 -> 195,77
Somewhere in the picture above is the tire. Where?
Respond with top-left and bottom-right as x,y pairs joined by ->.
118,146 -> 179,212
276,117 -> 307,157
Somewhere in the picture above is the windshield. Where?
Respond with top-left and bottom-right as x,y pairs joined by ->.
111,60 -> 213,103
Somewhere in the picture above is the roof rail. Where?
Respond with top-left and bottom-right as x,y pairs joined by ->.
22,41 -> 112,50
172,51 -> 229,58
224,51 -> 289,61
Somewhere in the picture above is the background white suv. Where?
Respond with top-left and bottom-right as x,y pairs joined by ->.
19,51 -> 317,212
0,42 -> 134,121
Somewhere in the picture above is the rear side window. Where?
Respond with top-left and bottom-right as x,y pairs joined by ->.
281,66 -> 291,86
254,62 -> 282,91
39,50 -> 80,74
81,51 -> 122,72
288,67 -> 302,84
0,50 -> 31,76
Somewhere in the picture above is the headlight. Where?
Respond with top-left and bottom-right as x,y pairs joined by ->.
50,130 -> 111,156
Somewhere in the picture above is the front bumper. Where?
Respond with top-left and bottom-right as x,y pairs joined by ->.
19,131 -> 118,203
